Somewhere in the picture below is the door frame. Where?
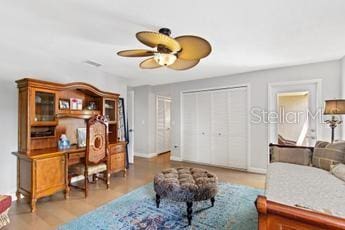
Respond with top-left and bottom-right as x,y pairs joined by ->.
180,83 -> 251,170
267,79 -> 322,149
156,95 -> 172,154
127,90 -> 135,164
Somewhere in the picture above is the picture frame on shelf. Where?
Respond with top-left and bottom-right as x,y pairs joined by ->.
59,99 -> 70,110
70,98 -> 83,110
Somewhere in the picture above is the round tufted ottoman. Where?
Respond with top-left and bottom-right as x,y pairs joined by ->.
154,167 -> 218,225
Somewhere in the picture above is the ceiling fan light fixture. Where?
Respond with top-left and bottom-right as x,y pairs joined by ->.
153,53 -> 177,66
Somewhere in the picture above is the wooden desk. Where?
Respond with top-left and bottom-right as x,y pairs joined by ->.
12,142 -> 127,212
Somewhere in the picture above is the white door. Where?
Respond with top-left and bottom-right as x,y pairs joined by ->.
182,93 -> 198,161
156,96 -> 171,154
164,99 -> 171,151
196,92 -> 211,164
182,86 -> 248,170
211,90 -> 229,167
228,88 -> 247,169
127,90 -> 135,163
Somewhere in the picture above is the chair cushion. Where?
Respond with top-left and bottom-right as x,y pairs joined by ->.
312,141 -> 345,171
0,195 -> 11,214
69,163 -> 107,176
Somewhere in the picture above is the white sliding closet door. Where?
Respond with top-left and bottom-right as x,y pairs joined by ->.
182,86 -> 248,170
156,97 -> 171,154
228,88 -> 247,169
182,93 -> 198,161
211,90 -> 229,167
196,92 -> 211,164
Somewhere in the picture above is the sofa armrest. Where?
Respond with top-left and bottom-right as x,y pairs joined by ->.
269,143 -> 313,165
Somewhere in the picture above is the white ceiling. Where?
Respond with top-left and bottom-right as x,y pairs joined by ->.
1,0 -> 345,86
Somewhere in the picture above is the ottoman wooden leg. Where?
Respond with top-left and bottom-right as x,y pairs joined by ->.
156,194 -> 160,208
186,202 -> 193,225
211,197 -> 215,207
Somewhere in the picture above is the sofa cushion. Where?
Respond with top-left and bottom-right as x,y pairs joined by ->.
331,163 -> 345,181
270,145 -> 312,165
312,141 -> 345,171
266,162 -> 345,218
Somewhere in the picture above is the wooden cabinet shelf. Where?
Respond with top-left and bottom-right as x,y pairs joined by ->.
56,110 -> 101,119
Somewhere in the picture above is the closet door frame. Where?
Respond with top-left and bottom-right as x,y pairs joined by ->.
180,84 -> 251,170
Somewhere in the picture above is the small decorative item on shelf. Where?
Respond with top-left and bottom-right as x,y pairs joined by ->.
58,134 -> 70,149
59,99 -> 70,110
77,128 -> 87,147
86,101 -> 97,110
70,98 -> 83,110
104,103 -> 114,109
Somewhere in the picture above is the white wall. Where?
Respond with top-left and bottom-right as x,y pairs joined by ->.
133,60 -> 341,173
0,45 -> 127,196
132,85 -> 157,156
340,56 -> 345,138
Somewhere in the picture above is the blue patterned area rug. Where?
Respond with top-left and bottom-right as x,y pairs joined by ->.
58,182 -> 262,230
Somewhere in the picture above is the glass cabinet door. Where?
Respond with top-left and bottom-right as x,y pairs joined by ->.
34,91 -> 56,123
104,99 -> 116,122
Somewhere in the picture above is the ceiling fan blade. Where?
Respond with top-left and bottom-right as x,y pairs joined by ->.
139,58 -> 162,69
175,35 -> 212,60
136,31 -> 181,52
168,58 -> 199,70
117,49 -> 155,57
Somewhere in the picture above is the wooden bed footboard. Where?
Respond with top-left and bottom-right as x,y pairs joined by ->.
255,195 -> 345,230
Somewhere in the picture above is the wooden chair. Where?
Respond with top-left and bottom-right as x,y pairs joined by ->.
69,115 -> 110,197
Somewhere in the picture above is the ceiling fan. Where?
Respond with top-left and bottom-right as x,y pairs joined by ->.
117,28 -> 211,70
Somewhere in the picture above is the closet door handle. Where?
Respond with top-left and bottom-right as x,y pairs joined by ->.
202,132 -> 205,135
218,133 -> 222,136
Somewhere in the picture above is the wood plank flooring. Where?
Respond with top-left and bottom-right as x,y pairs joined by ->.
5,153 -> 265,229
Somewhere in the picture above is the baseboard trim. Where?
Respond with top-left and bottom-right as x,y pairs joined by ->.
170,156 -> 182,161
134,152 -> 157,158
248,167 -> 267,174
9,191 -> 17,201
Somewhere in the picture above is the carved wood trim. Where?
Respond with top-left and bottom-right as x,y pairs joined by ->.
256,195 -> 345,230
16,78 -> 119,98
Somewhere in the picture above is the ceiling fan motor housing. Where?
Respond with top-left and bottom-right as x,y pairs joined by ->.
158,28 -> 171,36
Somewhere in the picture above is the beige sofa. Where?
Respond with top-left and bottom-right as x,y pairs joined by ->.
256,142 -> 345,229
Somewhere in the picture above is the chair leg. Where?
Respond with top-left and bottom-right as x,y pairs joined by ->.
106,170 -> 110,189
84,171 -> 88,198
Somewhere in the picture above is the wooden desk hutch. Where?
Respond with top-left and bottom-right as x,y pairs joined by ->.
12,78 -> 127,212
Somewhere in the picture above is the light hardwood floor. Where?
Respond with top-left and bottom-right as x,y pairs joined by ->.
6,153 -> 265,230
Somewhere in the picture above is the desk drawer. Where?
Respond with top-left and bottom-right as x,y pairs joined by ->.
68,152 -> 85,165
109,144 -> 125,154
110,152 -> 125,171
